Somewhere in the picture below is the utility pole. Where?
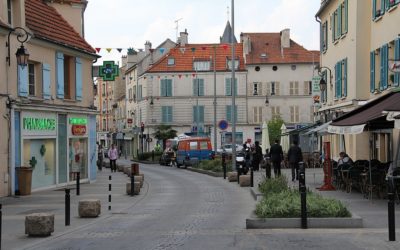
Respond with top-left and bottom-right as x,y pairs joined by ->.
213,47 -> 217,151
231,0 -> 236,172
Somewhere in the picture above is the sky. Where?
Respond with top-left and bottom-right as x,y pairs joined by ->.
85,0 -> 321,66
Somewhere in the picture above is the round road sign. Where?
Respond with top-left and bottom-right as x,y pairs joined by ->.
218,120 -> 228,130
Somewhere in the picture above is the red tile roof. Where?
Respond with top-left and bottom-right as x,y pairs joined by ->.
147,43 -> 245,73
25,0 -> 96,55
242,33 -> 319,65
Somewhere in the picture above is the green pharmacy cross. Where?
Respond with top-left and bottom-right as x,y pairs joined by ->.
99,61 -> 119,81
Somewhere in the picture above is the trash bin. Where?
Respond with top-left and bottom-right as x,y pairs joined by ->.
16,167 -> 33,195
131,163 -> 139,176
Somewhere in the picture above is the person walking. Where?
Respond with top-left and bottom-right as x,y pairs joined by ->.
287,140 -> 303,182
108,144 -> 118,172
269,139 -> 284,177
97,144 -> 104,171
252,141 -> 263,171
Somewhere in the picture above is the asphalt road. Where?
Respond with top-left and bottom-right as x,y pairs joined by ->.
19,163 -> 400,250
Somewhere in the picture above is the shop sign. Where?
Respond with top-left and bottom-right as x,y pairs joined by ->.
127,118 -> 133,124
69,118 -> 87,125
72,125 -> 87,136
23,117 -> 56,131
22,112 -> 57,137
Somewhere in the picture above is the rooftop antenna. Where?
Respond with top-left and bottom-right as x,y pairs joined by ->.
227,6 -> 230,22
175,18 -> 183,41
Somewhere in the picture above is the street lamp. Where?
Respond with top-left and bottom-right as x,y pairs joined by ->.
318,66 -> 332,91
265,95 -> 269,106
6,27 -> 30,68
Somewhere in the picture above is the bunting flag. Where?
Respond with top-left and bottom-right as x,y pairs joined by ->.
95,48 -> 101,53
222,44 -> 229,50
192,73 -> 196,77
106,48 -> 112,53
178,74 -> 182,79
201,46 -> 207,50
117,48 -> 122,53
159,48 -> 165,54
191,47 -> 196,53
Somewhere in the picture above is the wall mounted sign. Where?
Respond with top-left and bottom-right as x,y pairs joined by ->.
99,61 -> 119,81
23,117 -> 56,131
69,118 -> 87,125
71,125 -> 87,136
22,112 -> 57,137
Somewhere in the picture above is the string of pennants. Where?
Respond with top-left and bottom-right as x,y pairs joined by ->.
94,44 -> 231,54
124,73 -> 203,81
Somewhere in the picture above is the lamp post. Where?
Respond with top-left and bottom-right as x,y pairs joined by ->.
6,27 -> 30,67
231,0 -> 236,172
318,66 -> 332,92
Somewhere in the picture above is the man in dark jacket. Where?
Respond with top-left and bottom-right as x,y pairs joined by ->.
252,141 -> 263,171
287,140 -> 303,181
269,139 -> 284,177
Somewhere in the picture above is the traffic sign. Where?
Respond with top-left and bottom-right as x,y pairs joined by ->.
218,120 -> 228,130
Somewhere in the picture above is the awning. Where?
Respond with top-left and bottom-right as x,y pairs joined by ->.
304,121 -> 332,135
282,123 -> 320,136
329,91 -> 400,134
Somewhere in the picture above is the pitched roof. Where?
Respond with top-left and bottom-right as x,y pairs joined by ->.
220,21 -> 237,44
25,0 -> 96,55
242,33 -> 319,65
147,43 -> 246,73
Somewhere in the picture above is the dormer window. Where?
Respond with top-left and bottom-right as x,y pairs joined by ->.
167,57 -> 175,66
227,58 -> 239,70
193,60 -> 211,71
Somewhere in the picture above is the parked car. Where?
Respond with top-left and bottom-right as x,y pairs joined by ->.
176,137 -> 214,168
159,149 -> 176,166
216,144 -> 243,154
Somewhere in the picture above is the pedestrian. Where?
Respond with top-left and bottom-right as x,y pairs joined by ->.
337,151 -> 353,167
287,140 -> 303,182
97,144 -> 104,171
252,141 -> 262,171
108,144 -> 118,172
269,139 -> 284,177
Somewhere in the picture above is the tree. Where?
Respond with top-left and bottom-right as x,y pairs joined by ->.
153,125 -> 178,150
268,117 -> 284,143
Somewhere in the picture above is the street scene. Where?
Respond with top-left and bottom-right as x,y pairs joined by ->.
1,0 -> 400,249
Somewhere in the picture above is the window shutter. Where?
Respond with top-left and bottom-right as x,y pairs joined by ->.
162,106 -> 167,122
275,82 -> 280,95
17,65 -> 28,97
337,6 -> 342,36
167,79 -> 172,96
161,80 -> 166,96
343,58 -> 348,97
320,23 -> 323,52
199,79 -> 204,96
225,78 -> 231,96
335,63 -> 339,98
295,106 -> 299,123
226,105 -> 231,122
56,52 -> 64,98
380,46 -> 385,90
42,63 -> 51,99
75,57 -> 82,101
234,78 -> 238,95
372,0 -> 377,19
266,82 -> 271,95
382,0 -> 387,12
331,14 -> 335,42
370,51 -> 376,92
193,106 -> 197,122
252,107 -> 257,123
344,0 -> 348,33
395,38 -> 400,87
258,82 -> 263,95
338,61 -> 342,97
383,44 -> 388,90
199,106 -> 204,122
295,81 -> 299,95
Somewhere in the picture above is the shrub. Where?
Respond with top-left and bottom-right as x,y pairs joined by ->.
196,159 -> 233,172
258,175 -> 288,196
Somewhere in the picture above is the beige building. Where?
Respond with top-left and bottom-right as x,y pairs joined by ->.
0,0 -> 98,197
316,0 -> 400,162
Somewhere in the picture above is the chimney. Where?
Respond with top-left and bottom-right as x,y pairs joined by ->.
280,29 -> 290,48
145,41 -> 152,54
179,29 -> 188,47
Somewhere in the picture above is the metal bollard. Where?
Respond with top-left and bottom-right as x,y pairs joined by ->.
250,167 -> 254,187
222,152 -> 227,179
388,176 -> 396,241
130,175 -> 135,196
65,189 -> 70,226
76,172 -> 80,196
108,175 -> 112,211
299,162 -> 307,229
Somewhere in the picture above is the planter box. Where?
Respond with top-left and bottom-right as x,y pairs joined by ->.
16,167 -> 33,195
246,213 -> 363,229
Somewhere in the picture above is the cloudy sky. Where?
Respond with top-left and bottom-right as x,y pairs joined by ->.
85,0 -> 321,65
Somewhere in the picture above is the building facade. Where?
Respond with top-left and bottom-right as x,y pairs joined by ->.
0,0 -> 98,196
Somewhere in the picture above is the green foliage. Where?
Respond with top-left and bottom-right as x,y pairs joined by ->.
268,117 -> 285,143
153,125 -> 178,149
195,159 -> 233,172
255,176 -> 351,218
137,151 -> 162,161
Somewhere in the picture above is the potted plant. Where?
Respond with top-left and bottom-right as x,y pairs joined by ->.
16,156 -> 36,195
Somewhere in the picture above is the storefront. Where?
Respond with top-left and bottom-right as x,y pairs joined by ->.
14,111 -> 95,194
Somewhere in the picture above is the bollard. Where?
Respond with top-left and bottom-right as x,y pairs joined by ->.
237,167 -> 241,184
130,172 -> 135,197
65,189 -> 70,226
299,162 -> 307,229
1,203 -> 2,250
266,157 -> 271,179
250,167 -> 254,187
388,176 -> 396,241
108,175 -> 112,211
222,152 -> 227,179
152,150 -> 155,161
76,172 -> 80,196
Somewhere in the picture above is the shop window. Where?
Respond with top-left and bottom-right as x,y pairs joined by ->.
69,138 -> 88,180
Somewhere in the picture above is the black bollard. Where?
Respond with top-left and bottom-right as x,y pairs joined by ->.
299,162 -> 307,229
152,150 -> 155,161
76,172 -> 80,196
108,175 -> 112,211
222,152 -> 227,179
1,203 -> 2,250
237,167 -> 241,184
130,173 -> 135,197
65,189 -> 70,226
250,167 -> 254,187
388,176 -> 396,241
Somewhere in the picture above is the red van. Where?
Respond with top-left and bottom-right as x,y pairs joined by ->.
176,137 -> 214,168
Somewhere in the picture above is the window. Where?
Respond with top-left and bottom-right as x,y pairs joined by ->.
290,106 -> 299,123
200,141 -> 208,150
56,52 -> 82,100
289,81 -> 299,95
193,106 -> 205,123
321,21 -> 328,52
225,78 -> 238,96
303,81 -> 312,95
160,79 -> 172,97
271,106 -> 280,119
332,0 -> 348,41
335,58 -> 348,98
137,85 -> 143,100
393,38 -> 400,87
227,59 -> 239,70
266,82 -> 280,95
193,79 -> 205,96
102,83 -> 106,96
226,105 -> 238,123
7,0 -> 12,24
162,106 -> 173,123
190,141 -> 198,150
194,61 -> 211,71
167,57 -> 175,66
253,107 -> 262,123
252,82 -> 261,95
28,63 -> 35,96
128,88 -> 132,101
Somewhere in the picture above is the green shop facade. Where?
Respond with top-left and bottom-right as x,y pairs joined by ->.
12,109 -> 97,194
